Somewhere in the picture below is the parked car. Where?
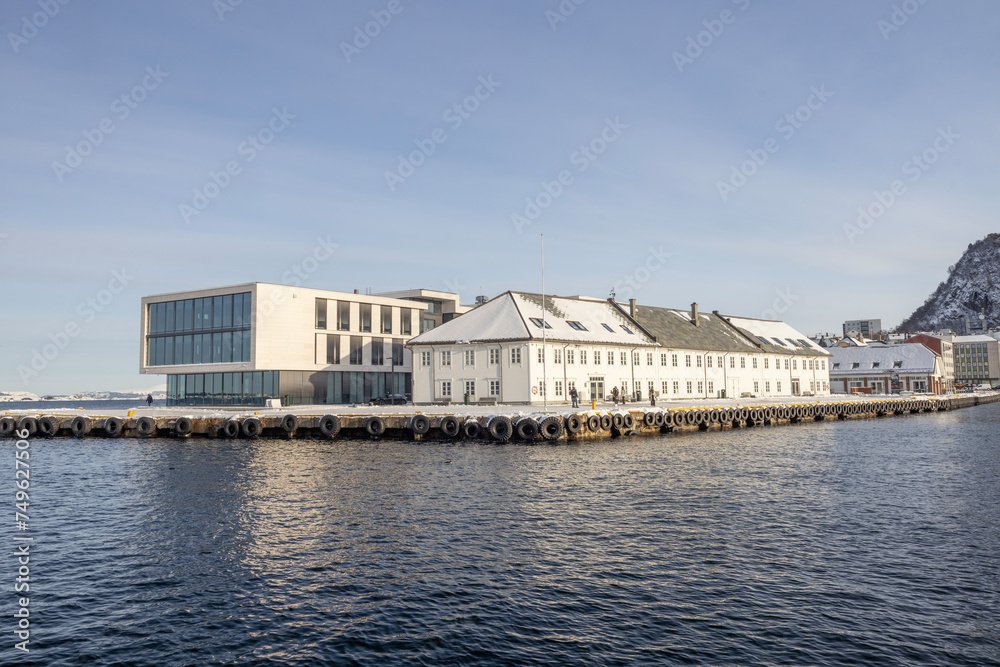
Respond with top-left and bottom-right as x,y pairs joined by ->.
373,394 -> 409,406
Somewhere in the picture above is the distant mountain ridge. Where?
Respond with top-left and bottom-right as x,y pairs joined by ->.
898,233 -> 1000,332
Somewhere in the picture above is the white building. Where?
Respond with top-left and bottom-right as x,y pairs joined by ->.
406,292 -> 830,405
829,344 -> 946,394
139,283 -> 463,406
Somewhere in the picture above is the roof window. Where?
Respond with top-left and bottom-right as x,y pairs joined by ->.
567,321 -> 588,331
529,317 -> 552,329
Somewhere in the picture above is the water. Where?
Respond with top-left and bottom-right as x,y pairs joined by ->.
3,405 -> 999,665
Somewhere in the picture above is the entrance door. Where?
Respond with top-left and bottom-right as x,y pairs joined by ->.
728,378 -> 740,398
589,377 -> 604,400
791,378 -> 801,396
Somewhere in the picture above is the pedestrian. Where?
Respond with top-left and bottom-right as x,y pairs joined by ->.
612,386 -> 619,405
570,386 -> 579,408
146,394 -> 153,407
650,390 -> 656,407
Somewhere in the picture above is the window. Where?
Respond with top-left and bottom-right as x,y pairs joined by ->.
421,351 -> 431,367
401,308 -> 412,335
421,319 -> 435,333
620,352 -> 627,365
707,380 -> 714,394
717,356 -> 722,367
707,356 -> 713,368
686,381 -> 692,394
784,359 -> 789,370
529,317 -> 552,329
792,360 -> 797,370
871,361 -> 880,369
511,348 -> 521,364
646,352 -> 653,365
360,304 -> 372,333
730,357 -> 736,369
316,299 -> 327,329
538,348 -> 545,363
567,321 -> 587,331
593,350 -> 600,365
809,360 -> 814,370
754,381 -> 759,393
633,352 -> 640,366
392,339 -> 404,365
566,349 -> 574,364
893,361 -> 902,368
673,381 -> 679,394
555,380 -> 563,397
621,325 -> 634,335
672,354 -> 678,367
489,379 -> 500,396
464,380 -> 475,397
440,380 -> 452,398
832,362 -> 840,369
685,354 -> 692,367
381,306 -> 392,333
326,334 -> 339,364
349,336 -> 363,365
441,351 -> 452,367
465,349 -> 475,367
580,350 -> 588,364
764,358 -> 769,369
538,381 -> 546,397
661,353 -> 668,366
776,381 -> 781,392
696,355 -> 702,368
765,381 -> 770,392
602,323 -> 614,333
851,362 -> 860,369
489,348 -> 500,365
337,301 -> 350,331
662,381 -> 669,394
752,358 -> 757,369
821,360 -> 826,370
371,338 -> 384,365
740,357 -> 746,369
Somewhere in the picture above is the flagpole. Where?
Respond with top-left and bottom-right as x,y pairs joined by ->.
541,233 -> 546,410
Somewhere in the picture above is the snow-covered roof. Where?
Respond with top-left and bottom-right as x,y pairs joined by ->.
828,344 -> 939,375
407,292 -> 658,346
951,335 -> 998,343
723,316 -> 830,357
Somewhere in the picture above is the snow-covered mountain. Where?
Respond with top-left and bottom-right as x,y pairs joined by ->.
898,233 -> 1000,332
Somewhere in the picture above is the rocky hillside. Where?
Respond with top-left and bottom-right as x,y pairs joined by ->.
898,233 -> 1000,332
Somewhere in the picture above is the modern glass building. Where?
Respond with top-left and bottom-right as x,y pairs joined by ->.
140,284 -> 465,406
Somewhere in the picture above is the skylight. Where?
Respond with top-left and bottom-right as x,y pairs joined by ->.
621,325 -> 634,334
567,321 -> 588,331
601,323 -> 614,333
529,317 -> 552,329
757,336 -> 770,344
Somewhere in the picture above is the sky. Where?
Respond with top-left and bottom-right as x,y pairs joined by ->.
2,0 -> 998,395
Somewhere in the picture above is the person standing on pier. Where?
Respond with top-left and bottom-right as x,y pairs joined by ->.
650,390 -> 656,407
146,394 -> 153,407
611,386 -> 619,405
570,386 -> 579,408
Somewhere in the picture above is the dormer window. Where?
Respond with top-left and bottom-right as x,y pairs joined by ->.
832,362 -> 840,369
872,362 -> 880,368
893,361 -> 903,368
851,362 -> 860,369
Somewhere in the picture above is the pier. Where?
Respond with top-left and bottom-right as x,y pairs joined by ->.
2,393 -> 998,442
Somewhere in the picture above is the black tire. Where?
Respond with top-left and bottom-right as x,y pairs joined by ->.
487,416 -> 513,442
38,416 -> 59,437
709,409 -> 721,424
319,415 -> 340,437
242,417 -> 262,438
515,418 -> 539,441
0,417 -> 17,438
365,416 -> 385,437
103,417 -> 123,437
643,412 -> 657,427
136,417 -> 156,436
599,414 -> 612,431
612,413 -> 625,430
175,417 -> 193,436
565,414 -> 583,435
409,414 -> 430,435
222,419 -> 241,438
693,411 -> 706,425
684,411 -> 698,426
463,420 -> 482,439
281,414 -> 299,433
440,416 -> 460,437
586,414 -> 601,432
623,413 -> 635,430
538,416 -> 563,440
17,417 -> 37,436
654,411 -> 665,427
70,416 -> 90,437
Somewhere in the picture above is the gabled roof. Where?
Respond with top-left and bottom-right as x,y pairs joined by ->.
723,315 -> 831,357
828,344 -> 938,375
407,292 -> 657,346
629,304 -> 759,354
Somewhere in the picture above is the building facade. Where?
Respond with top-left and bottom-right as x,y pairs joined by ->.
407,293 -> 830,405
903,334 -> 954,392
949,334 -> 1000,388
828,344 -> 946,394
140,283 -> 462,406
843,319 -> 882,338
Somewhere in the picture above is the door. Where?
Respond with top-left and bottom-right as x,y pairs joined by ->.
589,377 -> 604,400
791,379 -> 800,396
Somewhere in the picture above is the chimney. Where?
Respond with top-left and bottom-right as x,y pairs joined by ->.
354,289 -> 359,294
629,298 -> 637,319
691,302 -> 699,326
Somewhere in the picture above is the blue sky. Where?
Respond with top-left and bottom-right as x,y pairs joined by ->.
3,0 -> 998,394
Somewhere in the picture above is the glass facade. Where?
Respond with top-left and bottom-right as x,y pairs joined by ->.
147,292 -> 252,366
166,370 -> 411,406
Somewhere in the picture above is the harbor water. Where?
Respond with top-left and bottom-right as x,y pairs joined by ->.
3,402 -> 999,665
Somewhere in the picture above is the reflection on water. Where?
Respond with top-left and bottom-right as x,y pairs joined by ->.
4,405 -> 999,665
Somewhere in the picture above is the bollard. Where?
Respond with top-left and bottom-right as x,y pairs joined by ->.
591,400 -> 596,410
